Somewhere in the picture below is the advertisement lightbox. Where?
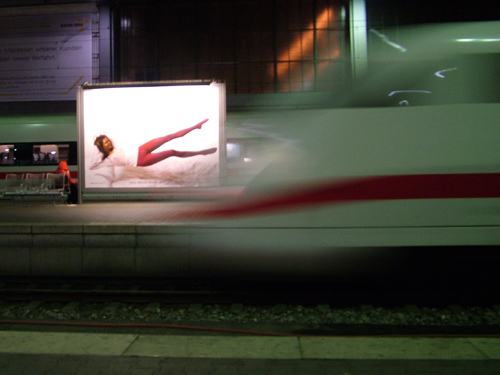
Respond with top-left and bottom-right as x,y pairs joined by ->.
77,81 -> 224,195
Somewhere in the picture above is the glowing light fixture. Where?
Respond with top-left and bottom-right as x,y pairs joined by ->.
456,38 -> 500,42
121,18 -> 131,31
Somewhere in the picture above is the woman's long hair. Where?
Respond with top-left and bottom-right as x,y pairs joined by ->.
94,135 -> 114,161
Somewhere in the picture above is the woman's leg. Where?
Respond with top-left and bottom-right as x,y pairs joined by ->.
137,147 -> 217,167
137,119 -> 210,166
139,119 -> 208,153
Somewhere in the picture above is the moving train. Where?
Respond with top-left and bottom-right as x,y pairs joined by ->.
1,21 -> 499,281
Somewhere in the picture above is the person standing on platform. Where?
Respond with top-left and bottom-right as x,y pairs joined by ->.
55,161 -> 78,204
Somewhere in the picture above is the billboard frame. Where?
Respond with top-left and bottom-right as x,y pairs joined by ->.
77,80 -> 226,203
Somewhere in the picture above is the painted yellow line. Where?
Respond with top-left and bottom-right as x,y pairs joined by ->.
57,75 -> 84,95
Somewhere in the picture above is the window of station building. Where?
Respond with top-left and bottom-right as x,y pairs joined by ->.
116,0 -> 349,94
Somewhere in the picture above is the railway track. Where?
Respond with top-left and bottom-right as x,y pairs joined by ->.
0,276 -> 498,306
0,277 -> 499,337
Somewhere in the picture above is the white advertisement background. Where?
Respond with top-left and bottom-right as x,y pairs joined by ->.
82,85 -> 220,189
0,13 -> 93,101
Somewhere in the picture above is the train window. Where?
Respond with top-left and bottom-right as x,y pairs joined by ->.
0,142 -> 77,167
32,144 -> 69,165
226,143 -> 242,162
0,145 -> 15,166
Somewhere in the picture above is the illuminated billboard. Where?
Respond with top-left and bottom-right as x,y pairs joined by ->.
78,81 -> 224,193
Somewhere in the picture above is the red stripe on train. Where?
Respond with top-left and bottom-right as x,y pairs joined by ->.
200,173 -> 500,218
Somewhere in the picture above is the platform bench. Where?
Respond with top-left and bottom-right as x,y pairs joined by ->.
3,190 -> 69,205
2,172 -> 70,205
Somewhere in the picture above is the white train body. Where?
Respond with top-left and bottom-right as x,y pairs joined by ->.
186,22 -> 500,278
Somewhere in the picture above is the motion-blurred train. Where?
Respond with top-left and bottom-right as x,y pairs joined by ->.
1,21 -> 499,281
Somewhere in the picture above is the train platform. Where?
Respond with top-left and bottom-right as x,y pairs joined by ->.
0,326 -> 499,375
0,196 -> 223,225
0,196 -> 239,279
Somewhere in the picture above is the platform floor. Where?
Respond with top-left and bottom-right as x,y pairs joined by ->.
0,329 -> 499,374
0,198 -> 219,225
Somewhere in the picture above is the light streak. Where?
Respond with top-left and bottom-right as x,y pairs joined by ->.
435,68 -> 457,78
388,90 -> 432,97
369,29 -> 407,52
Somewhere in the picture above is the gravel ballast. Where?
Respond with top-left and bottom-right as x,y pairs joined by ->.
1,301 -> 499,327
